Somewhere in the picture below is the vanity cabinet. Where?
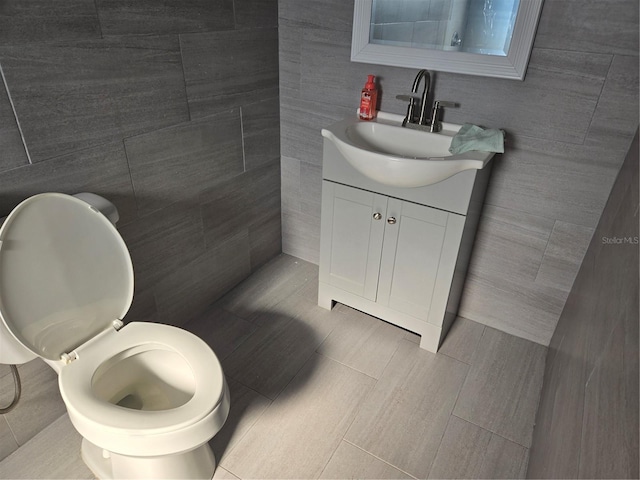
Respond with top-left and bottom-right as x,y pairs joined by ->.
320,181 -> 467,318
318,133 -> 493,352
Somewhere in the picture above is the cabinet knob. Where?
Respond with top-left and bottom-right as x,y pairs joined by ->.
373,212 -> 382,220
387,216 -> 397,224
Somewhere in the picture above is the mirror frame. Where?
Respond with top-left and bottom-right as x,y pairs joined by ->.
351,0 -> 544,80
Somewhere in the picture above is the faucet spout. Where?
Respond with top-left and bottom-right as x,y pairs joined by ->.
397,69 -> 458,133
399,69 -> 431,127
411,69 -> 431,125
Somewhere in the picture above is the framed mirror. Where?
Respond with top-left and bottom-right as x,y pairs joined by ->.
351,0 -> 544,80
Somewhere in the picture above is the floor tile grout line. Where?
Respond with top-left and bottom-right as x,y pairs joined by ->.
219,319 -> 272,368
315,438 -> 343,480
341,439 -> 420,480
313,349 -> 381,382
425,412 -> 455,479
444,347 -> 473,419
217,394 -> 273,471
259,347 -> 323,402
330,338 -> 411,477
222,351 -> 376,479
314,317 -> 406,382
442,323 -> 486,367
449,413 -> 533,450
2,415 -> 21,451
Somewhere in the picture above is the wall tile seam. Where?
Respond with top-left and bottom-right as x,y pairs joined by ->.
0,137 -> 132,174
0,160 -> 35,177
4,6 -> 281,41
230,0 -> 238,29
99,28 -> 238,40
0,33 -> 188,50
176,33 -> 193,122
121,112 -> 247,207
481,207 -> 556,241
532,221 -> 595,288
187,89 -> 280,114
179,25 -> 279,40
128,18 -> 250,37
0,62 -> 32,165
497,131 -> 629,159
530,42 -> 639,59
121,107 -> 242,145
154,228 -> 249,278
238,106 -> 247,172
581,54 -> 616,146
123,171 -> 260,227
0,28 -> 271,48
276,17 -> 352,34
0,119 -> 212,171
118,137 -> 140,223
92,0 -> 104,39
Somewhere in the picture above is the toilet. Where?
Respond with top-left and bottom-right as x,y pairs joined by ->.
0,192 -> 230,480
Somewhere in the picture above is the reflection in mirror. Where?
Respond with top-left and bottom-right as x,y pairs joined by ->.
351,0 -> 543,80
370,0 -> 521,56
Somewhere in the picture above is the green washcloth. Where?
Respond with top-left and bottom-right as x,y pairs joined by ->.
449,123 -> 505,154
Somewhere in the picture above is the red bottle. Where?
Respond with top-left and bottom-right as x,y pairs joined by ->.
359,75 -> 378,120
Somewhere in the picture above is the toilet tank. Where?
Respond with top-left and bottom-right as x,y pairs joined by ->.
0,193 -> 119,227
72,192 -> 120,225
0,326 -> 37,364
0,192 -> 121,365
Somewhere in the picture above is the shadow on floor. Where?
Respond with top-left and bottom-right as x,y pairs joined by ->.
184,307 -> 325,462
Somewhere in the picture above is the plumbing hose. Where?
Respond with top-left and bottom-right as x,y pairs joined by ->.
0,365 -> 21,414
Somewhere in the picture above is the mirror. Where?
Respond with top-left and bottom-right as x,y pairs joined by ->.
352,0 -> 544,80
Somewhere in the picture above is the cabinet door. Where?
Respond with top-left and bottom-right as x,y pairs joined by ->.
377,198 -> 457,322
319,182 -> 387,300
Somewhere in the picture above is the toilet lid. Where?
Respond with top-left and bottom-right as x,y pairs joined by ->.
0,193 -> 133,361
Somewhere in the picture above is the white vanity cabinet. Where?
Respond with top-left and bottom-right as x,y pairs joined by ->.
318,134 -> 493,352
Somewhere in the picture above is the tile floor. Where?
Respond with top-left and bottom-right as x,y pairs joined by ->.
0,254 -> 547,479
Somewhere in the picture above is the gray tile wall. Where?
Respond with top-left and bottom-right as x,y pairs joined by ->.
0,0 -> 280,460
526,131 -> 639,479
278,0 -> 639,345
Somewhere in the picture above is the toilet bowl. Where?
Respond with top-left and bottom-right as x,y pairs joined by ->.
0,193 -> 230,479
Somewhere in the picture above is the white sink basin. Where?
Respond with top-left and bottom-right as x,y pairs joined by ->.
321,112 -> 495,188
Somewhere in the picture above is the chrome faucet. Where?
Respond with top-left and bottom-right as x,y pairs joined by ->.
397,69 -> 431,127
397,69 -> 458,133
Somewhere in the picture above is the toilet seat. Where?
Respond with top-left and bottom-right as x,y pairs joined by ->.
0,193 -> 134,361
60,322 -> 228,456
0,193 -> 229,458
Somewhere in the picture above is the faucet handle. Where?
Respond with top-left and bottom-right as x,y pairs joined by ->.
433,100 -> 459,108
396,93 -> 421,102
397,93 -> 423,127
430,101 -> 459,132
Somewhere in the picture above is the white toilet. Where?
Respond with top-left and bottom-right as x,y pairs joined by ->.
0,192 -> 230,479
